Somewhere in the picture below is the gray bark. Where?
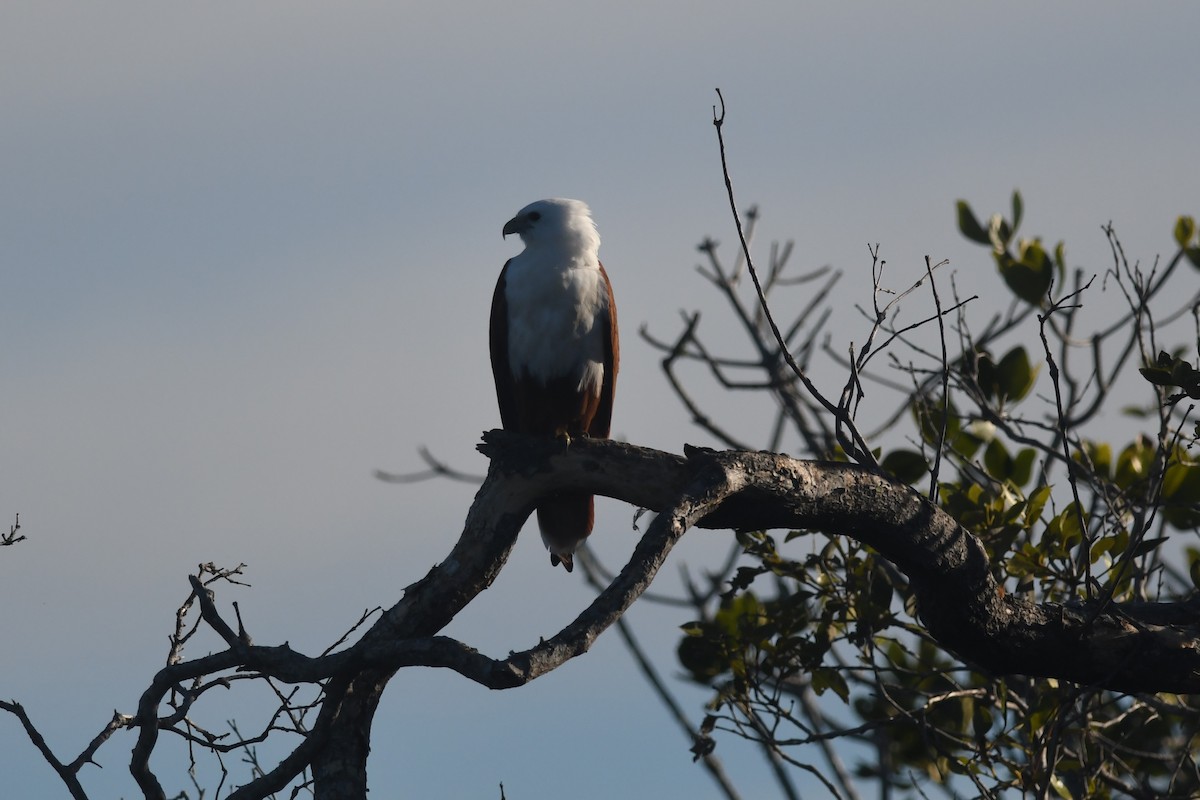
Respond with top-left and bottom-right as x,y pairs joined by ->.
123,431 -> 1200,799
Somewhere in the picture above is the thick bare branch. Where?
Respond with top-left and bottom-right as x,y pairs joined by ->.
473,432 -> 1200,694
0,700 -> 129,800
37,430 -> 1200,800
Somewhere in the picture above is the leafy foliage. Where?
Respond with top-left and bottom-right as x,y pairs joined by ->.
651,196 -> 1200,798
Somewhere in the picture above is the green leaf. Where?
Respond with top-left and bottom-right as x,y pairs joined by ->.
1161,455 -> 1200,501
868,563 -> 894,610
1012,448 -> 1038,487
882,449 -> 929,484
810,667 -> 849,702
973,704 -> 994,739
977,347 -> 1038,404
1060,506 -> 1087,548
677,625 -> 727,682
951,430 -> 985,460
956,200 -> 991,245
1139,365 -> 1175,386
1114,436 -> 1153,488
969,347 -> 998,400
1131,536 -> 1170,559
996,248 -> 1052,305
1091,529 -> 1129,564
975,349 -> 999,400
997,346 -> 1038,403
1011,190 -> 1024,235
984,439 -> 1013,479
1019,237 -> 1052,271
1175,215 -> 1196,249
1046,504 -> 1087,551
1078,440 -> 1113,479
1136,350 -> 1198,393
1001,497 -> 1029,525
912,395 -> 961,447
1185,247 -> 1200,269
1054,241 -> 1067,273
1050,774 -> 1072,800
1025,485 -> 1052,526
1162,459 -> 1200,529
1027,692 -> 1057,733
1172,356 -> 1200,386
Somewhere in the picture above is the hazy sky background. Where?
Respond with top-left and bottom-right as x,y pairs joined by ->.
3,3 -> 1197,798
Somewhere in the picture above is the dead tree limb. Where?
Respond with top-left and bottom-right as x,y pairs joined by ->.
15,431 -> 1200,800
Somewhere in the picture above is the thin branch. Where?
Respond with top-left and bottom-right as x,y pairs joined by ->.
712,88 -> 878,469
577,548 -> 744,800
374,446 -> 486,485
1037,276 -> 1098,597
924,256 -> 951,502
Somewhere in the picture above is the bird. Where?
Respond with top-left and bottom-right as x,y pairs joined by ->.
489,198 -> 619,571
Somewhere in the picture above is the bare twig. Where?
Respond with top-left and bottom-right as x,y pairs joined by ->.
2,513 -> 24,546
374,446 -> 485,484
924,256 -> 951,502
1037,276 -> 1098,596
711,88 -> 878,469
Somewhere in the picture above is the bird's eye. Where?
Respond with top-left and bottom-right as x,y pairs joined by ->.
528,211 -> 541,222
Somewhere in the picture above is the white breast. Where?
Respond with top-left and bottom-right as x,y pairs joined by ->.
504,252 -> 609,396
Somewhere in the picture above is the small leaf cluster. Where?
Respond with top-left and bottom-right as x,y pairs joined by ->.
958,191 -> 1064,305
677,530 -> 898,710
1141,350 -> 1200,404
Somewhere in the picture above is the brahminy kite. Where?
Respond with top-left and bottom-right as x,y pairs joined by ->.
490,198 -> 619,571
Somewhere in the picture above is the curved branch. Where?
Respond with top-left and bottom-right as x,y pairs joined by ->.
117,429 -> 1200,799
415,444 -> 742,688
476,432 -> 1200,694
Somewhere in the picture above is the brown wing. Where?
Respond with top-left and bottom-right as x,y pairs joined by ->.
489,260 -> 518,430
588,261 -> 619,438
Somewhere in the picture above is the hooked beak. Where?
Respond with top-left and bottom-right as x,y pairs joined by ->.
502,214 -> 529,239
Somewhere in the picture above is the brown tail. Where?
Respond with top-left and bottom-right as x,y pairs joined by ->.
536,492 -> 594,572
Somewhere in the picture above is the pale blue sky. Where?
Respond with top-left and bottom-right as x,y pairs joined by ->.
3,3 -> 1197,798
